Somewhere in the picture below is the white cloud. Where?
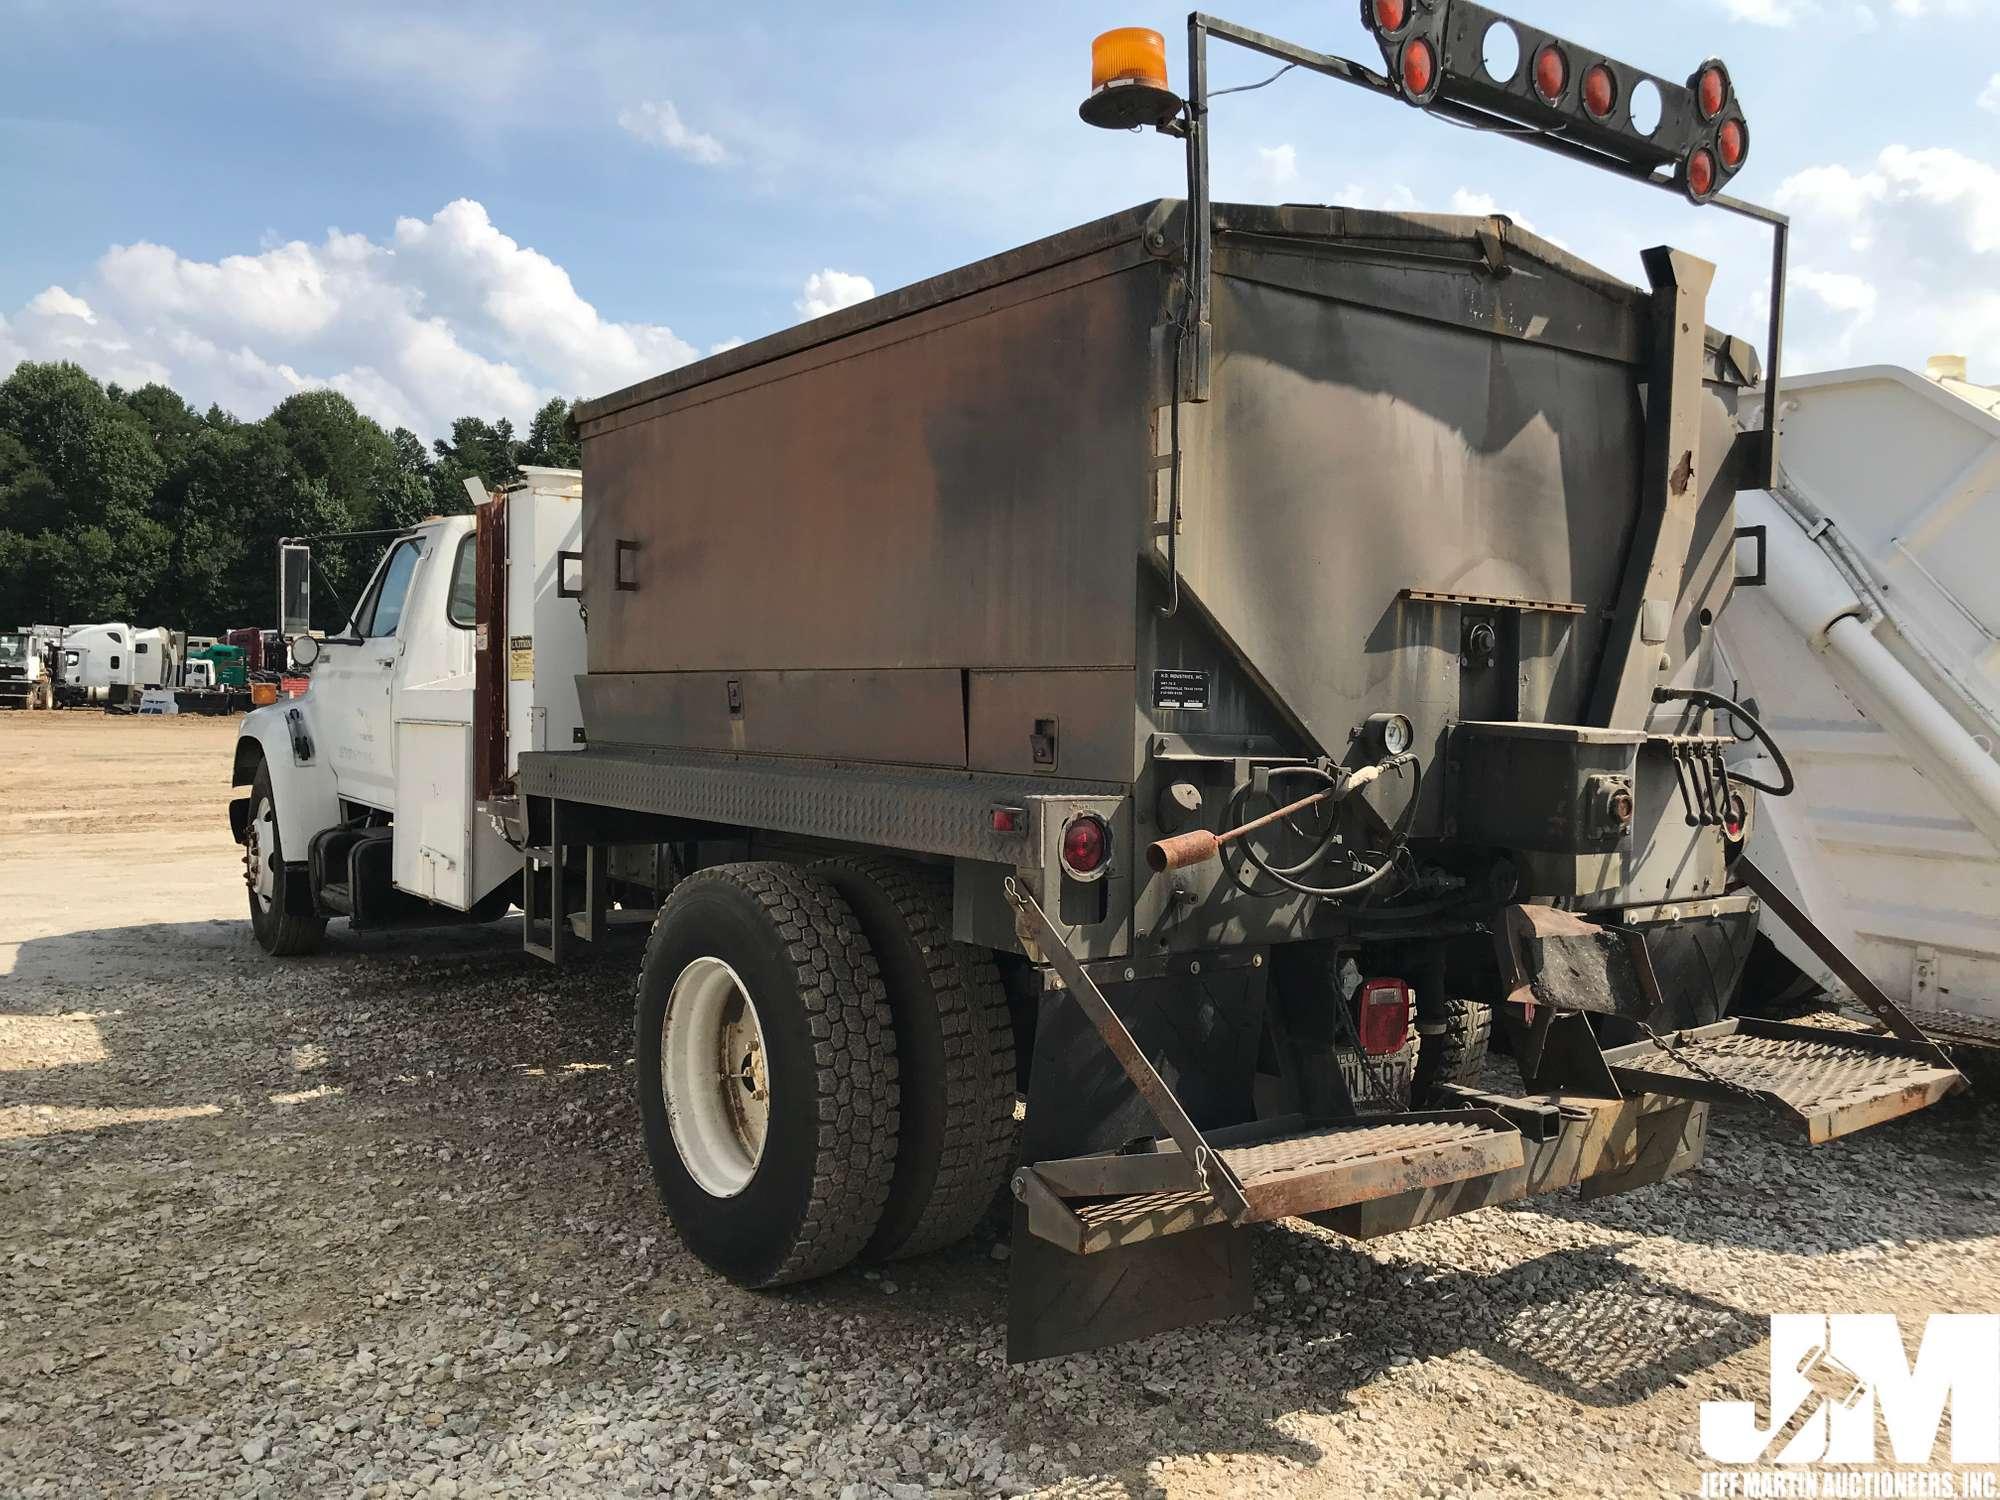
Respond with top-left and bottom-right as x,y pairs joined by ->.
1794,268 -> 1879,319
795,269 -> 875,321
25,287 -> 97,324
1982,74 -> 2000,114
1772,145 -> 2000,377
1254,145 -> 1299,192
617,100 -> 727,166
0,200 -> 702,439
1720,0 -> 1816,25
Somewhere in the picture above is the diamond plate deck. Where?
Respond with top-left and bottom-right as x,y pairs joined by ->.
1900,1006 -> 2000,1050
1026,1112 -> 1525,1252
1603,1018 -> 1966,1143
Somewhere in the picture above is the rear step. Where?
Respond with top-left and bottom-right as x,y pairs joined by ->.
1016,1111 -> 1524,1254
1600,1017 -> 1965,1143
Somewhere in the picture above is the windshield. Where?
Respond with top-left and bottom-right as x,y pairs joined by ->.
0,635 -> 26,665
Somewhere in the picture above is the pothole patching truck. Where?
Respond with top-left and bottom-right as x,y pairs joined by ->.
229,5 -> 1967,1361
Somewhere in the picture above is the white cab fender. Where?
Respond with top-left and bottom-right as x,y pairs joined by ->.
230,701 -> 341,860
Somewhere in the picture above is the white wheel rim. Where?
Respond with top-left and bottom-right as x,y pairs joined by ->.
246,798 -> 277,908
662,956 -> 770,1198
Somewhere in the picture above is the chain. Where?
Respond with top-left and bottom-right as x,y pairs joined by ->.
1638,1022 -> 1783,1114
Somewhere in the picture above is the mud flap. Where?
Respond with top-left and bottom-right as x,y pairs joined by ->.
1007,1207 -> 1251,1364
1498,904 -> 1661,1020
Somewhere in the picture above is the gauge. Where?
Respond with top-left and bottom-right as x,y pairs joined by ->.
1363,711 -> 1414,758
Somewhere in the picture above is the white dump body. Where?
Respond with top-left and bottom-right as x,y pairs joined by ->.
1721,364 -> 2000,1040
503,466 -> 585,774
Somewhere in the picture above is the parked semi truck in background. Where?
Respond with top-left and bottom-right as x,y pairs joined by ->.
0,628 -> 56,710
229,6 -> 1968,1362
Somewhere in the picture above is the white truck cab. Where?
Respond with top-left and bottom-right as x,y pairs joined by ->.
0,630 -> 53,709
61,622 -> 136,703
229,468 -> 591,954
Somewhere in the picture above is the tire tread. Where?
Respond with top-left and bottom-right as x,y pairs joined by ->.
815,857 -> 1018,1260
637,862 -> 899,1285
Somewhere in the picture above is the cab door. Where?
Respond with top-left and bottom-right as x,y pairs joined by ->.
310,536 -> 426,810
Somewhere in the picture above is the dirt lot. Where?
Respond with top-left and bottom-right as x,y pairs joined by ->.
3,712 -> 1998,1499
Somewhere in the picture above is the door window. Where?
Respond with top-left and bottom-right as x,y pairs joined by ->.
446,534 -> 477,628
356,539 -> 422,639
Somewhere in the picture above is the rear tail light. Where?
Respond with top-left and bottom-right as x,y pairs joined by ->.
1061,813 -> 1112,879
1357,978 -> 1412,1057
1724,791 -> 1750,842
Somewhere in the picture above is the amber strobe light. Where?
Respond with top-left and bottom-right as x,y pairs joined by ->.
1080,27 -> 1183,129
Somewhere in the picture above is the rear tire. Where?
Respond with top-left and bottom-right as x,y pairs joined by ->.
244,763 -> 326,957
1414,998 -> 1491,1104
813,857 -> 1019,1261
635,864 -> 899,1287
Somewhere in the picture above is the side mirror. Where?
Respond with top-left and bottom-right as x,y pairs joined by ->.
290,634 -> 321,668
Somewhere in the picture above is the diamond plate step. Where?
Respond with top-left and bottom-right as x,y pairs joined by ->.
1898,1006 -> 2000,1050
1019,1111 -> 1524,1254
1601,1018 -> 1967,1143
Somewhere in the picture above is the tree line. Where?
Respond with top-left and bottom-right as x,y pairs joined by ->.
0,361 -> 580,635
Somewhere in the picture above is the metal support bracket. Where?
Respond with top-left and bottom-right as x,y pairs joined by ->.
1591,246 -> 1717,728
1737,857 -> 1958,1071
1004,877 -> 1250,1222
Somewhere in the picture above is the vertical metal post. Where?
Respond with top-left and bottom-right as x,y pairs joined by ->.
1761,219 -> 1789,491
1182,15 -> 1212,403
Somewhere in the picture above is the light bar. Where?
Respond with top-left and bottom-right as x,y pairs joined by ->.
1362,0 -> 1751,203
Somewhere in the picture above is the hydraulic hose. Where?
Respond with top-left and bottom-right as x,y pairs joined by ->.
1651,686 -> 1795,797
1208,756 -> 1423,901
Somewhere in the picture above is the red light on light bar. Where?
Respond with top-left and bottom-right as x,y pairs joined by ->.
1687,146 -> 1717,198
1401,37 -> 1436,97
1719,118 -> 1746,168
1583,63 -> 1616,119
1698,65 -> 1727,119
1373,0 -> 1407,34
1533,44 -> 1568,102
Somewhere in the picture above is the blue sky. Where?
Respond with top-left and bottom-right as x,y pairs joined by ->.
3,0 -> 1997,438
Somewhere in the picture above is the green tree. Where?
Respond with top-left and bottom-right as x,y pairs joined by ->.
381,427 -> 434,529
521,397 -> 580,470
0,362 -> 164,538
429,415 -> 521,514
0,362 -> 167,619
267,389 -> 399,529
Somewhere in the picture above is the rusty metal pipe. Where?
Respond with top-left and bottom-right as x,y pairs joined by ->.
1147,779 -> 1341,874
1145,758 -> 1410,875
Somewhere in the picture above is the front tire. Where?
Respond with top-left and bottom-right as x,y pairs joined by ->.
244,763 -> 326,957
635,864 -> 899,1287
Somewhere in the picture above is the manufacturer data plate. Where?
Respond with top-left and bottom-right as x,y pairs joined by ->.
1153,669 -> 1210,711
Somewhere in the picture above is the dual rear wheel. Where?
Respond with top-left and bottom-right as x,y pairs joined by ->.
633,859 -> 1017,1287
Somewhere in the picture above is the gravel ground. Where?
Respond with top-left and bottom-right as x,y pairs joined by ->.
3,714 -> 1998,1499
